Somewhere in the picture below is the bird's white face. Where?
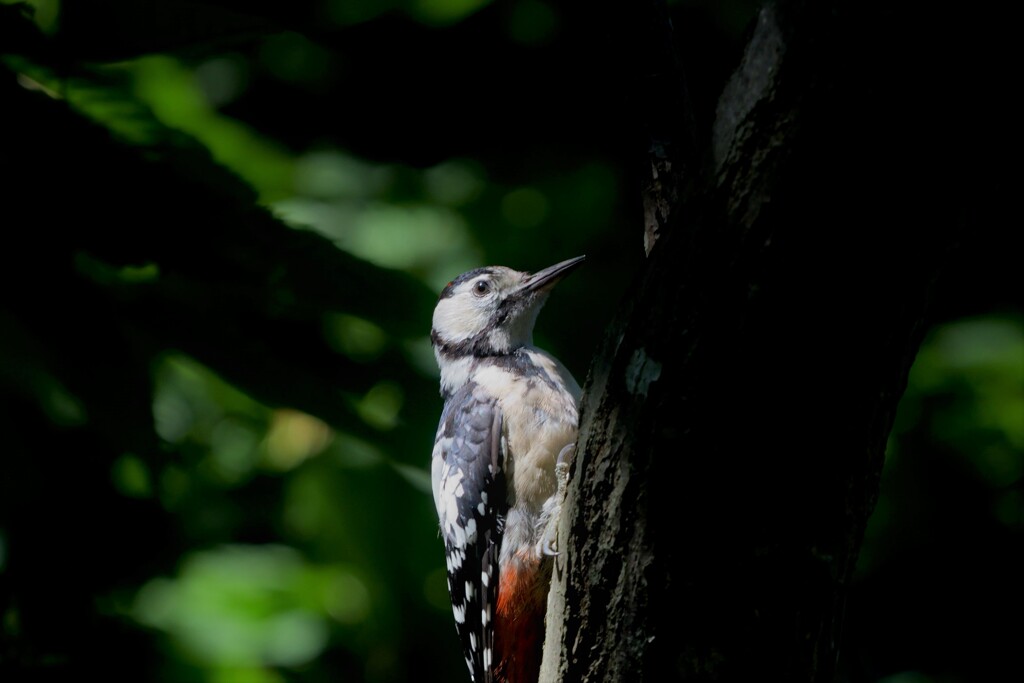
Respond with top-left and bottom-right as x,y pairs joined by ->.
432,267 -> 543,355
431,256 -> 584,395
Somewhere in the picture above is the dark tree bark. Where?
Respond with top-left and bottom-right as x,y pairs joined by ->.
541,1 -> 979,680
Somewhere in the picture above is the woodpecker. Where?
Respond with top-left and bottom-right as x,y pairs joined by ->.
430,256 -> 584,683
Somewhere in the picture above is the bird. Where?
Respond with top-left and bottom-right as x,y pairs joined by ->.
430,256 -> 584,682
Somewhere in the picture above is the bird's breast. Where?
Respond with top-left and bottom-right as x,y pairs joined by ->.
471,348 -> 580,510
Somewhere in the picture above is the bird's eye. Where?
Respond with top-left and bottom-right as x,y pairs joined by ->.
473,280 -> 491,296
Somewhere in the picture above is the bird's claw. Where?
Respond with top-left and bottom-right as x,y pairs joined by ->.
555,443 -> 574,495
557,442 -> 575,467
539,443 -> 576,557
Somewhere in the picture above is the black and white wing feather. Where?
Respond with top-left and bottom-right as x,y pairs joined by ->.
431,381 -> 506,683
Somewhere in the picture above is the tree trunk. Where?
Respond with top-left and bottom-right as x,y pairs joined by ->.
541,2 -> 960,680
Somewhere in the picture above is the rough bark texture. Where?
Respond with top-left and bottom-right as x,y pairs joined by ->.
541,1 -> 963,681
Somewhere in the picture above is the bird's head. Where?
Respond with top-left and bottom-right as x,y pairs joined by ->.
431,256 -> 584,365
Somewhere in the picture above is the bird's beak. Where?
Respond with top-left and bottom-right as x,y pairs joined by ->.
521,255 -> 586,294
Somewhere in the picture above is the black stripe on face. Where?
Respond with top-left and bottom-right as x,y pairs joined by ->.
439,268 -> 494,299
431,327 -> 496,359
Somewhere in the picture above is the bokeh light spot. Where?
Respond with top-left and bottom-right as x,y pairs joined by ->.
348,204 -> 471,269
194,55 -> 250,108
41,383 -> 86,426
131,56 -> 295,202
423,567 -> 451,612
159,465 -> 191,511
18,0 -> 60,33
262,611 -> 328,666
208,418 -> 261,483
263,410 -> 333,471
326,571 -> 372,624
294,150 -> 390,200
324,313 -> 388,361
424,160 -> 485,206
501,187 -> 549,228
507,0 -> 558,44
132,545 -> 335,669
410,0 -> 492,26
992,490 -> 1024,529
403,336 -> 441,379
112,454 -> 152,498
330,433 -> 384,469
357,382 -> 404,430
904,317 -> 1024,487
259,33 -> 333,91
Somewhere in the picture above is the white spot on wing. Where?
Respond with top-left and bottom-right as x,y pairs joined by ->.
439,469 -> 468,545
449,549 -> 463,570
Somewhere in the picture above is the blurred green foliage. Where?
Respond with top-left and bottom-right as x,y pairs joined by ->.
864,317 -> 1024,574
848,315 -> 1024,681
1,1 -> 1020,682
1,2 -> 635,681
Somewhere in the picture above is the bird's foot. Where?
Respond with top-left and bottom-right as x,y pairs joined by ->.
539,443 -> 575,557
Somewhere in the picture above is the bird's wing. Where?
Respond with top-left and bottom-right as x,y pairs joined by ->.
432,382 -> 506,683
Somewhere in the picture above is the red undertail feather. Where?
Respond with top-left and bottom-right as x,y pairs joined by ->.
494,553 -> 547,683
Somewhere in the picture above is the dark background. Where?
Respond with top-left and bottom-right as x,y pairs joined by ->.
1,1 -> 1021,681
